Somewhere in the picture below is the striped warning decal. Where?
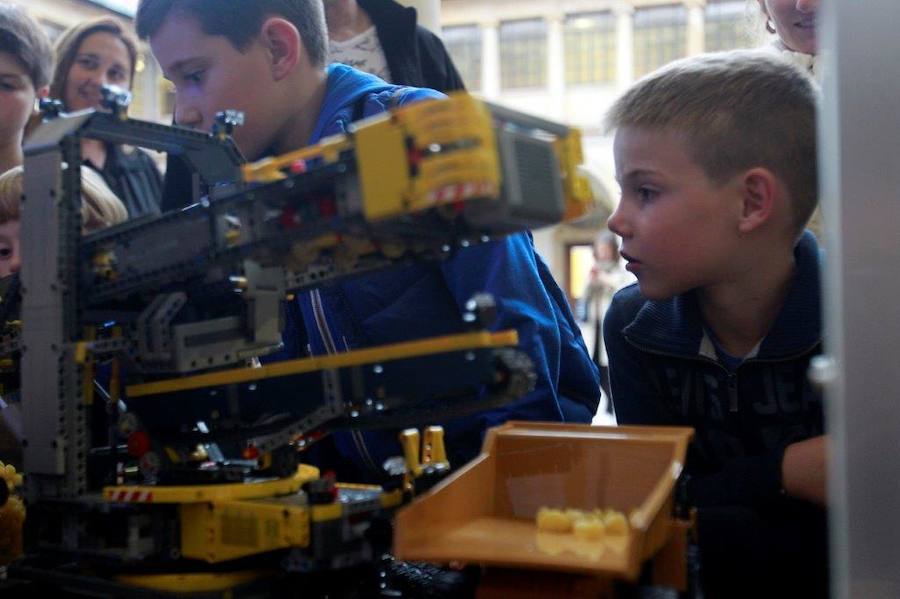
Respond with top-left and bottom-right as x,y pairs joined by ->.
426,181 -> 496,205
107,489 -> 155,503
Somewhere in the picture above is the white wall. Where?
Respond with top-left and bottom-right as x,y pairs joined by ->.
819,1 -> 900,597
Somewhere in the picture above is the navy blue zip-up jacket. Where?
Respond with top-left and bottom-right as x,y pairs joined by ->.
274,65 -> 601,479
604,231 -> 824,509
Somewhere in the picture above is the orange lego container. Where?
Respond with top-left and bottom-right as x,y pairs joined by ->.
394,421 -> 693,581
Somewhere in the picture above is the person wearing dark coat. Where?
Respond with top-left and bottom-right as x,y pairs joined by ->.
325,0 -> 465,93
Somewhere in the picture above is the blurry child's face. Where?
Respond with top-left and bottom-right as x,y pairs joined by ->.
150,14 -> 286,161
593,242 -> 616,264
0,52 -> 36,148
0,220 -> 21,277
607,126 -> 741,301
759,0 -> 819,55
64,31 -> 133,112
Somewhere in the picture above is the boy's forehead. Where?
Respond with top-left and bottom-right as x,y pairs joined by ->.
150,11 -> 228,71
615,125 -> 686,149
614,126 -> 697,175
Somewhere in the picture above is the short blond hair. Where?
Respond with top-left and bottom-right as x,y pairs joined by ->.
0,165 -> 128,232
605,50 -> 818,233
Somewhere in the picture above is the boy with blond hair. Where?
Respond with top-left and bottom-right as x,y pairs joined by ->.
603,51 -> 827,597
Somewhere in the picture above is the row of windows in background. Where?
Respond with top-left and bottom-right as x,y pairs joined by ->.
444,0 -> 751,91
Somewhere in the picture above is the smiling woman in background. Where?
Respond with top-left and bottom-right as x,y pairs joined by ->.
50,17 -> 162,219
757,0 -> 819,79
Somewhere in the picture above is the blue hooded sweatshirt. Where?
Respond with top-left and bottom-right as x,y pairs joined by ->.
278,65 -> 601,480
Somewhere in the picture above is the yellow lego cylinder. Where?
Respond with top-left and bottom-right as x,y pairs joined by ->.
399,429 -> 422,477
422,426 -> 448,466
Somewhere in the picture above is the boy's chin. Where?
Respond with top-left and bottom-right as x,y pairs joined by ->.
636,280 -> 680,302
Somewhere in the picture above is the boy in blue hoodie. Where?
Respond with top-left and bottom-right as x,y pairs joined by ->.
135,1 -> 600,480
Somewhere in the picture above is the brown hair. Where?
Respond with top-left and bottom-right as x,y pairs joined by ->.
0,3 -> 53,90
136,0 -> 328,67
49,16 -> 139,110
0,165 -> 128,232
605,50 -> 818,233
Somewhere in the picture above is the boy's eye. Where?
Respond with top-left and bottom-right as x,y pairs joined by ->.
636,186 -> 659,203
0,77 -> 25,92
0,247 -> 11,259
184,71 -> 205,84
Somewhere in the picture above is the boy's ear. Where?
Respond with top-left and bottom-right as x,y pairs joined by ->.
259,17 -> 302,81
737,167 -> 779,234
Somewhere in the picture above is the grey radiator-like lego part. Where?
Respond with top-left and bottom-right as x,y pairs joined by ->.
21,143 -> 86,499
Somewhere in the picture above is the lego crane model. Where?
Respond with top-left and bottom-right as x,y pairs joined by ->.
0,89 -> 593,594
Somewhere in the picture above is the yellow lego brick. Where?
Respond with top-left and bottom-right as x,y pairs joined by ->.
556,129 -> 596,222
399,429 -> 422,477
241,136 -> 355,183
180,497 -> 310,563
74,342 -> 89,365
164,446 -> 181,464
422,426 -> 448,466
310,502 -> 342,522
354,116 -> 410,221
117,570 -> 271,593
380,489 -> 404,509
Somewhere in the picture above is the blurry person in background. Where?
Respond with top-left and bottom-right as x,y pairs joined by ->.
0,3 -> 52,174
50,17 -> 162,218
578,230 -> 633,411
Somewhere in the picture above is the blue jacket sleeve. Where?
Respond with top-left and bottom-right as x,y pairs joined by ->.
439,233 -> 601,438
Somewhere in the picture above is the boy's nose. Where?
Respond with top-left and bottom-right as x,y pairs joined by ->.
796,0 -> 819,12
174,104 -> 203,130
607,204 -> 630,238
9,255 -> 20,274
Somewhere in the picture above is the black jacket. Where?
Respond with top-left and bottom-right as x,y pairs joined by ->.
358,0 -> 465,93
604,231 -> 829,597
90,144 -> 163,218
604,231 -> 824,509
